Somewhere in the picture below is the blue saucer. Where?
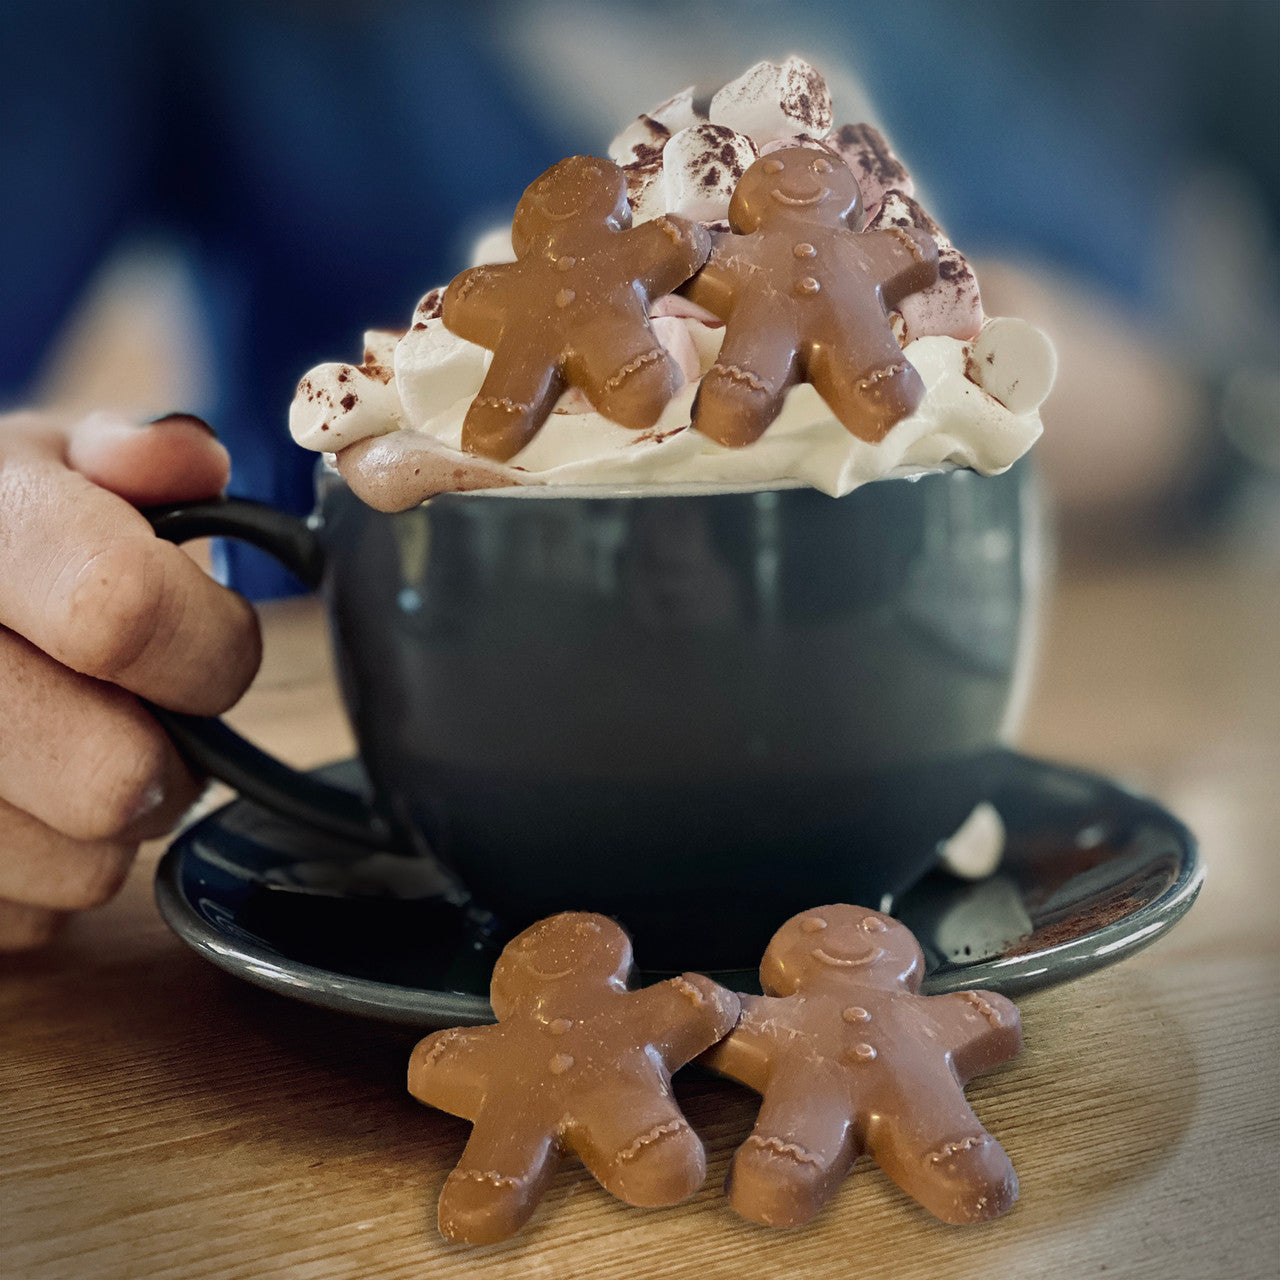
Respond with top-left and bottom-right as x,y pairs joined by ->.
155,751 -> 1201,1027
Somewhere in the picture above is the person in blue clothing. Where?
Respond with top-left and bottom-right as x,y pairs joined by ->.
1,0 -> 1275,949
0,0 -> 575,949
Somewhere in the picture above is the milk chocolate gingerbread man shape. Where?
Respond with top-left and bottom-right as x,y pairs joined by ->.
682,147 -> 939,447
702,905 -> 1021,1227
407,912 -> 739,1244
443,156 -> 711,461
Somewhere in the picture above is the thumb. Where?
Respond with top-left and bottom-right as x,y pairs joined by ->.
65,412 -> 232,507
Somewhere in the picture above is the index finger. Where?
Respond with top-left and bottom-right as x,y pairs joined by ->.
0,420 -> 262,715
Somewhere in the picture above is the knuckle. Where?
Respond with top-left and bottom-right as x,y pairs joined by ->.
70,719 -> 172,841
52,541 -> 171,681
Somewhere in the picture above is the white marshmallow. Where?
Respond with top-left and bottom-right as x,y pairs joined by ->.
650,314 -> 701,388
825,123 -> 913,212
289,360 -> 403,451
608,85 -> 699,165
469,226 -> 516,266
868,191 -> 984,343
938,802 -> 1006,879
662,123 -> 756,223
623,157 -> 668,223
394,317 -> 491,430
362,329 -> 401,368
968,317 -> 1057,413
709,56 -> 832,144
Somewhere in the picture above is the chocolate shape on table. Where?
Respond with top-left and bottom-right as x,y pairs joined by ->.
407,912 -> 739,1244
701,904 -> 1022,1227
442,156 -> 711,462
680,146 -> 939,447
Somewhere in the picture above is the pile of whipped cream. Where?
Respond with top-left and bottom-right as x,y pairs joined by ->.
290,57 -> 1054,511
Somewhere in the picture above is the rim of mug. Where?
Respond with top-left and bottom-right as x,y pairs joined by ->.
316,458 -> 991,503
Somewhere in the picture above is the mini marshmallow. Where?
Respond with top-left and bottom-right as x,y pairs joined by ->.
362,329 -> 401,369
709,56 -> 832,144
939,802 -> 1006,880
967,317 -> 1057,413
608,85 -> 700,165
394,317 -> 491,429
650,314 -> 701,388
825,123 -> 913,213
290,360 -> 404,451
623,157 -> 668,223
662,123 -> 757,223
410,287 -> 445,326
469,226 -> 516,266
868,188 -> 950,246
868,191 -> 984,342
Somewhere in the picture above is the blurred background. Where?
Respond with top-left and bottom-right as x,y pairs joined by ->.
3,0 -> 1278,593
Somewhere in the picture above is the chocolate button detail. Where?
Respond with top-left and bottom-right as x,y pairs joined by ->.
549,1053 -> 575,1074
842,1006 -> 870,1023
548,1018 -> 573,1035
848,1042 -> 877,1062
796,276 -> 821,296
793,242 -> 817,259
555,288 -> 576,308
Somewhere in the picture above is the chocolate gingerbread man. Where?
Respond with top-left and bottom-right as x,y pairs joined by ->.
682,147 -> 939,447
408,912 -> 739,1244
443,156 -> 711,461
702,905 -> 1021,1227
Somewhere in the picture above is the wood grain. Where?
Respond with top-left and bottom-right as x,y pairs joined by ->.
3,548 -> 1277,1280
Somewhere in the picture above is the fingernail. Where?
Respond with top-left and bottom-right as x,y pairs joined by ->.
148,413 -> 217,439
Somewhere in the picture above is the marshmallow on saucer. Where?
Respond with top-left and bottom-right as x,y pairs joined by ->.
709,56 -> 832,144
869,191 -> 984,343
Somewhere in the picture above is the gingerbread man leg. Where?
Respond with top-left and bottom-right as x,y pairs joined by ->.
693,324 -> 797,448
868,1081 -> 1017,1225
437,1116 -> 561,1244
727,1067 -> 860,1227
572,1084 -> 707,1207
808,342 -> 926,444
572,320 -> 681,432
461,340 -> 564,462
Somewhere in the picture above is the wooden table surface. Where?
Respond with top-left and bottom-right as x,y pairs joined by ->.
3,541 -> 1277,1280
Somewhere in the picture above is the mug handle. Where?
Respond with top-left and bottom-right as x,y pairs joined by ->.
141,497 -> 396,850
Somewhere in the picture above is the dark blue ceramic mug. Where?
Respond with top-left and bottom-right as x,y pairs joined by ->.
148,462 -> 1038,968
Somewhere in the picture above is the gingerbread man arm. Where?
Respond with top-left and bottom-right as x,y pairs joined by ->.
853,226 -> 940,311
616,215 -> 712,301
698,994 -> 787,1093
627,973 -> 740,1064
678,233 -> 756,319
442,262 -> 522,347
407,1025 -> 501,1120
925,990 -> 1023,1082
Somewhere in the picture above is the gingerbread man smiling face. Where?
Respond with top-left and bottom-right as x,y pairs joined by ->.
682,147 -> 939,448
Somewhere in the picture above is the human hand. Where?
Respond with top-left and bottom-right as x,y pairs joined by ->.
0,411 -> 262,949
